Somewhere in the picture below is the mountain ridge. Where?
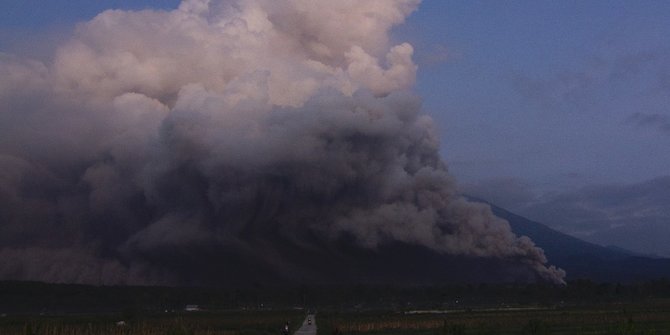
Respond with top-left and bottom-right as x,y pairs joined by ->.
482,199 -> 670,282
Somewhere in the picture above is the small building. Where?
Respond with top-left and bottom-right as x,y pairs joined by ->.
185,305 -> 200,312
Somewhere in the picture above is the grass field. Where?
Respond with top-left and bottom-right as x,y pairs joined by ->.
2,281 -> 670,335
3,301 -> 669,335
317,300 -> 670,335
0,310 -> 304,335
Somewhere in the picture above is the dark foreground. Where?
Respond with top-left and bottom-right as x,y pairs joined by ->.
318,301 -> 670,334
0,310 -> 306,335
2,301 -> 670,335
2,280 -> 670,334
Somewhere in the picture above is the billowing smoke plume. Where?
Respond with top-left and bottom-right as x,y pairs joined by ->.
0,0 -> 565,285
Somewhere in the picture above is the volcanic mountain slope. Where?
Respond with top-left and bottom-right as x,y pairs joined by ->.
244,234 -> 552,286
137,230 -> 554,287
205,200 -> 670,287
486,201 -> 670,283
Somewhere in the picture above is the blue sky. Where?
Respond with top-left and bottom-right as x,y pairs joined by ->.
0,1 -> 180,28
397,1 -> 670,255
398,1 -> 670,187
2,0 -> 669,256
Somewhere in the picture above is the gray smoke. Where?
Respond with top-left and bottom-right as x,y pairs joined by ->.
0,0 -> 565,285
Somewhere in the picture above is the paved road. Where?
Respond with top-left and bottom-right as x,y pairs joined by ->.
293,314 -> 317,335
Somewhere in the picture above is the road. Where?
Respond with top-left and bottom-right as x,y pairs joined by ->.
293,314 -> 317,335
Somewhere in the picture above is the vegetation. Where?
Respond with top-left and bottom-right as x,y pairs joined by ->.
0,310 -> 304,335
2,279 -> 670,334
317,300 -> 670,334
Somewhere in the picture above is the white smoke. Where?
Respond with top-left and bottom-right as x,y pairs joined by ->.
0,0 -> 565,285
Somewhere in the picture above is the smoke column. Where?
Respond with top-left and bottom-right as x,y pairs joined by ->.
0,0 -> 565,285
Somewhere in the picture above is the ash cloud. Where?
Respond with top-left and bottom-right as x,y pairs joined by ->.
0,0 -> 564,285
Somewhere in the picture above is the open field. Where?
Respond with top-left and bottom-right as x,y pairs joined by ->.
5,300 -> 670,335
0,310 -> 304,335
2,281 -> 670,334
318,300 -> 670,335
2,301 -> 669,335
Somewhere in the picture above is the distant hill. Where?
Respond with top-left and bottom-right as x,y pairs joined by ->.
486,201 -> 670,283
